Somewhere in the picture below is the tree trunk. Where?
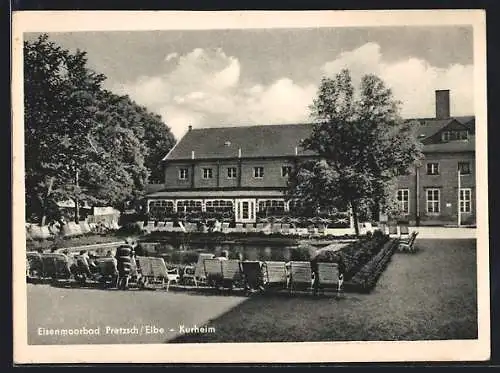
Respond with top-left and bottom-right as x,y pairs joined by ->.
351,200 -> 360,236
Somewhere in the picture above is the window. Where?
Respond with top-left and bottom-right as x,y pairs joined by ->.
258,200 -> 286,214
426,189 -> 440,214
178,168 -> 188,180
202,168 -> 213,179
441,131 -> 450,142
397,189 -> 410,215
459,130 -> 469,140
205,200 -> 234,213
148,200 -> 175,219
460,188 -> 472,213
458,162 -> 471,175
281,166 -> 292,177
254,167 -> 264,178
227,167 -> 237,179
427,162 -> 439,175
176,200 -> 202,213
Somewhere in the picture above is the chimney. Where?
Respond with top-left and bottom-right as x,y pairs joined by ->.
188,125 -> 192,132
435,90 -> 450,119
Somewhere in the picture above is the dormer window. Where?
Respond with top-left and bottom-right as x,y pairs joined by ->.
441,130 -> 468,142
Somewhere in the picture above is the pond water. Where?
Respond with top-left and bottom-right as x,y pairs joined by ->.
137,240 -> 351,263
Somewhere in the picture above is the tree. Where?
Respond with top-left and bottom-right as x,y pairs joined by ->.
24,34 -> 176,225
287,69 -> 422,235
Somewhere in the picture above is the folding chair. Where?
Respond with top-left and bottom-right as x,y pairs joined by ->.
262,261 -> 287,290
221,260 -> 244,289
288,261 -> 313,294
316,262 -> 340,295
203,259 -> 224,288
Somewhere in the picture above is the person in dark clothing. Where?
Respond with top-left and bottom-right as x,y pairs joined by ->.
115,244 -> 133,290
336,254 -> 346,296
310,257 -> 320,295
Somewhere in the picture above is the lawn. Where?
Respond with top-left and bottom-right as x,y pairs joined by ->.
171,239 -> 478,342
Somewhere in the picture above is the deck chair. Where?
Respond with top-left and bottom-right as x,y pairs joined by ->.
182,253 -> 215,286
203,259 -> 224,287
26,251 -> 44,279
94,257 -> 118,286
156,221 -> 166,231
145,221 -> 156,232
281,223 -> 291,235
41,253 -> 72,280
316,262 -> 340,294
288,261 -> 313,294
271,223 -> 282,234
240,261 -> 265,292
234,223 -> 244,233
262,261 -> 287,289
245,223 -> 255,233
164,221 -> 174,232
221,260 -> 244,289
316,225 -> 327,237
399,231 -> 419,253
364,222 -> 373,234
221,222 -> 230,233
388,222 -> 399,238
255,223 -> 264,232
398,222 -> 410,240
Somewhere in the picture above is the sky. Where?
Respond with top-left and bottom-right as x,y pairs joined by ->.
28,26 -> 474,140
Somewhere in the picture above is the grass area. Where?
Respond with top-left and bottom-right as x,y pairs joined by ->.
171,239 -> 477,342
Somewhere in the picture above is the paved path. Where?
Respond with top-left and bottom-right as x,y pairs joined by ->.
407,227 -> 476,239
27,285 -> 247,344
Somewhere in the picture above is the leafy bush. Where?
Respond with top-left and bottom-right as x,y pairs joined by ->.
290,246 -> 312,261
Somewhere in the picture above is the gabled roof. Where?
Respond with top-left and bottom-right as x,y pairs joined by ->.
164,116 -> 476,161
164,123 -> 316,160
423,136 -> 475,153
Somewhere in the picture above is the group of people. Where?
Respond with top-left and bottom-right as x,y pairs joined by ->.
68,238 -> 139,289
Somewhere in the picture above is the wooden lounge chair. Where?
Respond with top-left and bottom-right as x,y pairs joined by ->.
26,251 -> 44,279
316,262 -> 340,294
281,223 -> 291,235
221,222 -> 230,233
245,223 -> 255,233
288,261 -> 313,294
94,257 -> 118,286
262,261 -> 287,289
399,231 -> 419,253
271,223 -> 282,234
388,222 -> 399,238
182,253 -> 215,286
41,253 -> 72,280
203,259 -> 224,287
164,221 -> 174,232
398,222 -> 410,240
138,257 -> 178,291
156,221 -> 166,231
235,223 -> 244,233
255,223 -> 264,232
145,221 -> 156,233
221,260 -> 244,289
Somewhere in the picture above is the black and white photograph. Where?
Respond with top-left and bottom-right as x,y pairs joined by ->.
12,10 -> 489,363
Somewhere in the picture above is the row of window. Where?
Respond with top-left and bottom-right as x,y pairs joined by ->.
149,199 -> 295,213
397,188 -> 472,214
426,161 -> 471,175
441,130 -> 468,142
178,166 -> 293,180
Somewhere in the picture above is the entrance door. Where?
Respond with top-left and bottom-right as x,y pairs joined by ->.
235,199 -> 256,223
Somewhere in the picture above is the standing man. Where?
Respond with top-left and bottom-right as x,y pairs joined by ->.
115,244 -> 133,290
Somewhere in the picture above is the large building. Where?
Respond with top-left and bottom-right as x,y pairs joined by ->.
145,90 -> 475,226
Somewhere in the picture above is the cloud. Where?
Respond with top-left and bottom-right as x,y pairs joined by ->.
322,43 -> 474,118
114,44 -> 473,141
113,47 -> 315,139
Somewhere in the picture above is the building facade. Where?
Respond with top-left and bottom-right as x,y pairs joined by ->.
145,90 -> 476,226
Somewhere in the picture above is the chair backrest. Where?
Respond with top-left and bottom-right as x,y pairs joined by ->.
364,222 -> 373,231
289,261 -> 313,283
281,224 -> 290,233
271,224 -> 282,233
165,222 -> 174,230
255,223 -> 264,231
157,221 -> 166,228
222,222 -> 230,231
195,253 -> 215,279
41,253 -> 70,278
204,259 -> 223,276
26,252 -> 43,273
263,261 -> 287,284
150,257 -> 168,278
388,222 -> 398,235
399,223 -> 410,235
96,258 -> 118,276
317,262 -> 339,285
245,224 -> 254,232
136,256 -> 153,277
235,223 -> 243,232
221,260 -> 242,280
